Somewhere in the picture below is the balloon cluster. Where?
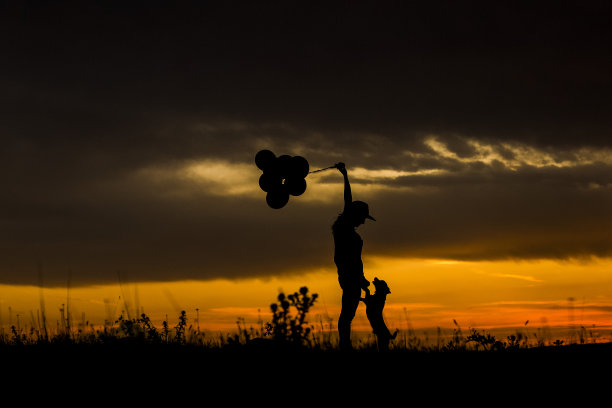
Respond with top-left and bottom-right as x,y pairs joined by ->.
255,150 -> 309,209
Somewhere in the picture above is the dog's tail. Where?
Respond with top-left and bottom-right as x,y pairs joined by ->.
391,329 -> 399,340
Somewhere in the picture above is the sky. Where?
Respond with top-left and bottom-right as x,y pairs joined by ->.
1,1 -> 611,338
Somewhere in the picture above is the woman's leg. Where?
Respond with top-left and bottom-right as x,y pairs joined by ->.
338,285 -> 362,350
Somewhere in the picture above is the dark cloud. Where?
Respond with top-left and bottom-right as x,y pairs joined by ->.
0,1 -> 611,286
1,135 -> 610,286
368,165 -> 612,261
3,1 -> 612,144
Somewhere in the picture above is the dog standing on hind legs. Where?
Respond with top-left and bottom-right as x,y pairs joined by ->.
360,277 -> 399,351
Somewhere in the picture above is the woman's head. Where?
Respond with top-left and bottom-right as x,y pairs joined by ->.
345,201 -> 375,227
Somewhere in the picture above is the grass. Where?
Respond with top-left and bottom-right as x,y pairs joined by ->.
3,287 -> 611,396
2,286 -> 611,353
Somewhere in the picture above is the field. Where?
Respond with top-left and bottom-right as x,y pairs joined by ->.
3,330 -> 611,398
3,286 -> 611,397
3,322 -> 611,401
3,286 -> 610,351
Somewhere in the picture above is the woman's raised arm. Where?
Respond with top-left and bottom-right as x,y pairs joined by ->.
336,162 -> 352,213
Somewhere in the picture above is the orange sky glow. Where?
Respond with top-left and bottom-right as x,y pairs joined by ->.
3,257 -> 611,343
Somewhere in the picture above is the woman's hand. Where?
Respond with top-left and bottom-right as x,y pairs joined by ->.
360,276 -> 370,290
335,162 -> 347,176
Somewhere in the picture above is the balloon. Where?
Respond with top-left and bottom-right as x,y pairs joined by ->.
285,177 -> 307,196
288,156 -> 309,178
259,173 -> 282,192
255,150 -> 312,208
276,155 -> 292,178
255,150 -> 276,172
266,188 -> 290,209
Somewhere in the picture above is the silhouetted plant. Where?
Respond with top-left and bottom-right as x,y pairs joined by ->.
116,313 -> 138,338
506,334 -> 522,350
467,329 -> 504,351
442,320 -> 467,351
313,313 -> 335,350
1,303 -> 608,351
234,316 -> 264,344
162,319 -> 170,342
174,311 -> 187,344
111,312 -> 165,344
138,313 -> 160,343
10,325 -> 23,345
264,286 -> 318,345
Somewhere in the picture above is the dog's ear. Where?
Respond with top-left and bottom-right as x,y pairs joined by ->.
383,281 -> 391,294
374,277 -> 379,282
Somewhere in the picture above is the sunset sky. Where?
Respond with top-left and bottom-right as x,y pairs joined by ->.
1,1 -> 611,339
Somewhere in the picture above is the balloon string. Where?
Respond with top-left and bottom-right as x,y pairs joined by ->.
308,165 -> 336,174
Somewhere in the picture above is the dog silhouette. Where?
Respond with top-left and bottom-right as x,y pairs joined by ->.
360,277 -> 399,351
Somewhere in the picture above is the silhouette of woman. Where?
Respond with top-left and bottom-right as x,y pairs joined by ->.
332,162 -> 375,351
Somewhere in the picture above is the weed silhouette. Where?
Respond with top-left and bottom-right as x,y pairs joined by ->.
263,286 -> 318,347
174,311 -> 187,344
466,329 -> 504,351
1,289 -> 610,354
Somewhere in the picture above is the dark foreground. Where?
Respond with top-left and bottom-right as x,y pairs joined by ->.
3,341 -> 612,394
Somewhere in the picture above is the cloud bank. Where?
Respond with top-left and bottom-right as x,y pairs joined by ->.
0,1 -> 610,285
